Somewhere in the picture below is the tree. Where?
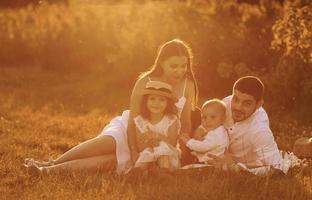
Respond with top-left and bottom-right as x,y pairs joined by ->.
270,0 -> 312,112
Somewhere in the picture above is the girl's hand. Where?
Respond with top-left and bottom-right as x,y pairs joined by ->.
146,127 -> 161,144
147,132 -> 161,148
137,131 -> 160,150
136,133 -> 150,151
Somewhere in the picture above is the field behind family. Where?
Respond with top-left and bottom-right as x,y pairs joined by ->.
1,0 -> 312,199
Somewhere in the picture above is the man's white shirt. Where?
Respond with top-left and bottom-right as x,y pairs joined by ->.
223,96 -> 283,174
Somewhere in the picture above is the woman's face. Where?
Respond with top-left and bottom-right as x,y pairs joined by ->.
161,56 -> 188,83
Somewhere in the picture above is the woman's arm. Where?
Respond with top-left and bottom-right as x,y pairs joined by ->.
127,77 -> 148,162
180,79 -> 196,137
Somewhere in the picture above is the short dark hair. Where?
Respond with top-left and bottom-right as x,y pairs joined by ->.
233,76 -> 264,101
140,94 -> 178,119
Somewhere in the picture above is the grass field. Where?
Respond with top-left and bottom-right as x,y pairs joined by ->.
0,67 -> 311,200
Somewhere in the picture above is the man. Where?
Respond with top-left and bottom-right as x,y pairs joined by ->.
220,76 -> 284,175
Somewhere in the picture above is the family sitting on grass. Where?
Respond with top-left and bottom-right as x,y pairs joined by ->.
24,39 -> 302,176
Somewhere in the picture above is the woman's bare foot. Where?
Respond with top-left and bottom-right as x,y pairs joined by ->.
24,158 -> 54,167
24,162 -> 49,176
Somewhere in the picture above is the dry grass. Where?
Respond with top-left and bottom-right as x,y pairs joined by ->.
1,68 -> 312,200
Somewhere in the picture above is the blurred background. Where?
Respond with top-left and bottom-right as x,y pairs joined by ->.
0,0 -> 311,121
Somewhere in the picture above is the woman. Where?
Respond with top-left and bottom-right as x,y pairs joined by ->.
25,39 -> 198,174
127,39 -> 199,167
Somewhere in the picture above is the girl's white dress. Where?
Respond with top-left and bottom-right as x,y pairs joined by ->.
133,115 -> 180,169
97,79 -> 187,174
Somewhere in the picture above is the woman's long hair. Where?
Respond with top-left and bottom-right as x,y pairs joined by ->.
140,39 -> 198,108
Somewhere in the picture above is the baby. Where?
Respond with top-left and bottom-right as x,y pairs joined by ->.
180,99 -> 229,163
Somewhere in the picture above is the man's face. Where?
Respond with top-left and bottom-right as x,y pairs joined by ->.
231,89 -> 263,122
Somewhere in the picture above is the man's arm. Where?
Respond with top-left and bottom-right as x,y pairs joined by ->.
207,128 -> 283,175
250,129 -> 282,168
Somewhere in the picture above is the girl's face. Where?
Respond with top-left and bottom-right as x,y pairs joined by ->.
161,56 -> 188,83
201,105 -> 225,130
147,94 -> 168,115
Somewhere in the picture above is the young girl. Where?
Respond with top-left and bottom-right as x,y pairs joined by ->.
133,81 -> 180,171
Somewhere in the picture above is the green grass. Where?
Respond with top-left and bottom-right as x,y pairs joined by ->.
0,68 -> 312,200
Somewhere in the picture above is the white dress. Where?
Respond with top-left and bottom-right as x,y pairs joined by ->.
134,115 -> 181,169
97,79 -> 187,174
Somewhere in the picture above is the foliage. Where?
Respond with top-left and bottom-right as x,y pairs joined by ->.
269,0 -> 312,113
0,0 -> 311,114
272,1 -> 312,62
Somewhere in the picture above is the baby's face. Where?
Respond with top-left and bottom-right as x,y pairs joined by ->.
201,104 -> 225,130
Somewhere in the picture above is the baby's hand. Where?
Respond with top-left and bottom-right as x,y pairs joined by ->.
193,125 -> 206,140
179,134 -> 190,144
197,136 -> 206,141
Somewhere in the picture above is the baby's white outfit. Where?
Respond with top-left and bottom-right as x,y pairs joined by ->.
134,115 -> 181,169
186,125 -> 229,162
